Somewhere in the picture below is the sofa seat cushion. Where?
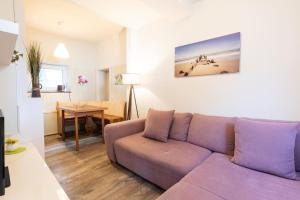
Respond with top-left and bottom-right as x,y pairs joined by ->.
181,153 -> 300,200
114,133 -> 212,189
157,182 -> 224,200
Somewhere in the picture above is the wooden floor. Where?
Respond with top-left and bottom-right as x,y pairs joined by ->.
45,134 -> 164,200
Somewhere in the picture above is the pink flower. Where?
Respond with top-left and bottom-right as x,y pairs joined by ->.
78,75 -> 88,85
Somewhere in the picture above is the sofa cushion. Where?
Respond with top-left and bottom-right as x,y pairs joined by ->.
169,113 -> 193,141
143,108 -> 175,142
296,133 -> 300,172
182,153 -> 300,200
157,181 -> 224,200
187,114 -> 235,155
104,119 -> 146,162
243,117 -> 300,172
232,118 -> 299,180
114,133 -> 212,189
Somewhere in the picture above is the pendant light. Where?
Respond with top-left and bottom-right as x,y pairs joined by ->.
54,43 -> 69,59
53,21 -> 69,59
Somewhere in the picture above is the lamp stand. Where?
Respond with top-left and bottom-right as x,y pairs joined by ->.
127,85 -> 139,120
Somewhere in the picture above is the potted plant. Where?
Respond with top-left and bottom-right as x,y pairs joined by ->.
27,43 -> 42,98
115,74 -> 123,85
5,139 -> 18,151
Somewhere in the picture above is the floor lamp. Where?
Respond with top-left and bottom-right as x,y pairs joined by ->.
120,73 -> 140,120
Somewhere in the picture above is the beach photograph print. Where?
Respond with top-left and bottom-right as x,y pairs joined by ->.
175,32 -> 241,77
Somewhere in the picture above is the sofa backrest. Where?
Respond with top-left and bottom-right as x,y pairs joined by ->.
186,114 -> 300,172
294,131 -> 300,172
187,114 -> 236,155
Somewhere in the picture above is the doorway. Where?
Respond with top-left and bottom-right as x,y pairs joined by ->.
96,69 -> 109,101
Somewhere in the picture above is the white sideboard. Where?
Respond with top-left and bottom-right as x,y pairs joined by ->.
0,143 -> 69,200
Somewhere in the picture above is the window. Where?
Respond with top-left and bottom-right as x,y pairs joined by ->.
40,63 -> 70,91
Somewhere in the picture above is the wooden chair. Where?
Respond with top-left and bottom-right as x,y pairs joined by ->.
89,100 -> 126,124
56,101 -> 87,138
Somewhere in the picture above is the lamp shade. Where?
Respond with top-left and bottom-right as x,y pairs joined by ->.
121,73 -> 140,85
54,43 -> 69,59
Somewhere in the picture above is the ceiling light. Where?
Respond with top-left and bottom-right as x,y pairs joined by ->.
54,43 -> 69,59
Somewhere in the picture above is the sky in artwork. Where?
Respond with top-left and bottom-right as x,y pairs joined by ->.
175,32 -> 240,61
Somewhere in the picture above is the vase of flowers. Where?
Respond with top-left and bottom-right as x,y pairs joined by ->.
27,43 -> 42,98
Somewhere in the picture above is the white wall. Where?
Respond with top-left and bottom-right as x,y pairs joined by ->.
97,28 -> 127,102
26,27 -> 99,135
0,0 -> 18,134
0,0 -> 13,21
0,0 -> 45,155
26,27 -> 127,135
96,70 -> 109,100
127,0 -> 300,121
0,64 -> 18,134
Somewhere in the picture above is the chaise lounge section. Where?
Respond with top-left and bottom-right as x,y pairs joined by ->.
159,153 -> 300,200
104,113 -> 300,200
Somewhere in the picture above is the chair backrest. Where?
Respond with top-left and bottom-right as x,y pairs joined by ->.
86,100 -> 108,108
86,100 -> 126,118
56,101 -> 75,134
105,101 -> 126,118
56,101 -> 84,109
56,101 -> 88,133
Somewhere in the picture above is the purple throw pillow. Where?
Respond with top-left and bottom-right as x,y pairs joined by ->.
232,118 -> 299,180
143,108 -> 175,142
243,117 -> 300,172
169,113 -> 193,141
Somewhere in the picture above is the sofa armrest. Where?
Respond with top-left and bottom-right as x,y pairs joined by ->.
104,118 -> 146,162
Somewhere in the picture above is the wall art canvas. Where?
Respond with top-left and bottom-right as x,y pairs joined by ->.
175,32 -> 240,77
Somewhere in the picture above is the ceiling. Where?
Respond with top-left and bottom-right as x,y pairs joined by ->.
25,0 -> 202,41
70,0 -> 160,29
24,0 -> 123,42
72,0 -> 203,28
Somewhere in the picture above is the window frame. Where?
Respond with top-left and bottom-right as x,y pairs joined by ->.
39,63 -> 70,92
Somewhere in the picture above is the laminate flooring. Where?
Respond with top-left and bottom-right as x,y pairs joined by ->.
45,134 -> 163,200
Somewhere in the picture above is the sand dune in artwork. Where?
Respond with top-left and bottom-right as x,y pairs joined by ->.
175,58 -> 240,77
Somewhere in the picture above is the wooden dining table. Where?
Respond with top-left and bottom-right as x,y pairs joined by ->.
58,104 -> 107,151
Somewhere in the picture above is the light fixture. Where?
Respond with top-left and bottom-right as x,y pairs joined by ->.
121,73 -> 140,85
54,42 -> 69,59
53,21 -> 69,59
116,73 -> 140,120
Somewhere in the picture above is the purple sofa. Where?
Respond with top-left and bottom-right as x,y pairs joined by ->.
104,114 -> 300,200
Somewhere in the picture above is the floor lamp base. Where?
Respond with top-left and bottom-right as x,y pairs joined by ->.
126,85 -> 139,120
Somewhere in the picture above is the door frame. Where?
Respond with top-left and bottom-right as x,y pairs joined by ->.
95,68 -> 110,101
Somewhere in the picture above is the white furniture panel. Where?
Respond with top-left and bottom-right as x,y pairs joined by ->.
1,143 -> 69,200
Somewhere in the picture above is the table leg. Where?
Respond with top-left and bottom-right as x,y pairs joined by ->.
75,116 -> 79,151
101,110 -> 105,144
61,110 -> 65,141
